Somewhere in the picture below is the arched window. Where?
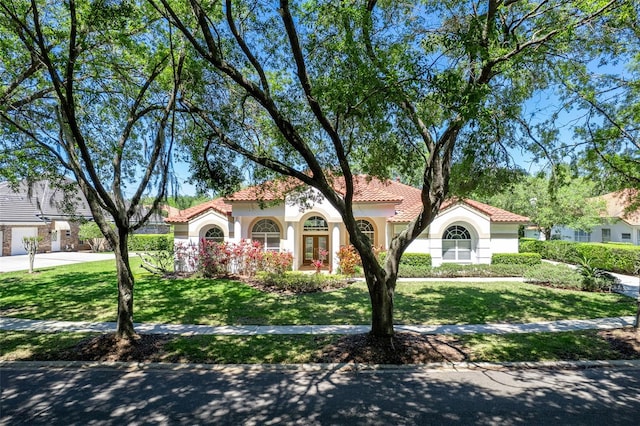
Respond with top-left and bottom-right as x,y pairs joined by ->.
303,216 -> 328,231
357,219 -> 375,245
442,225 -> 472,261
252,219 -> 280,251
204,226 -> 225,242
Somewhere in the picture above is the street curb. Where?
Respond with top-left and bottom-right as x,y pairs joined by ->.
3,359 -> 640,373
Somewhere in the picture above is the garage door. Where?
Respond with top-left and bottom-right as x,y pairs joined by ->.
11,227 -> 38,255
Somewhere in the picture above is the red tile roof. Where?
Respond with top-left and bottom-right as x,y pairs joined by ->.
597,188 -> 640,226
166,175 -> 529,224
164,198 -> 232,223
440,198 -> 530,223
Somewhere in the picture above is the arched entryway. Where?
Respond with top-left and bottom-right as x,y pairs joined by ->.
302,215 -> 329,266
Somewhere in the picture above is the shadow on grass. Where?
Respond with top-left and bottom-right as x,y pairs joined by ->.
1,260 -> 635,327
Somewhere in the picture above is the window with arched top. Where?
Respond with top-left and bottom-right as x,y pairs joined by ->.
357,219 -> 375,244
442,225 -> 472,261
303,216 -> 328,231
204,226 -> 225,242
252,219 -> 281,251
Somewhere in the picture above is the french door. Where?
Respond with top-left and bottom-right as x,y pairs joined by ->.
303,235 -> 328,265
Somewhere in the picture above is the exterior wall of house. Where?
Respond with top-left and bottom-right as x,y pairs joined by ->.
1,221 -> 88,256
171,197 -> 525,272
552,222 -> 639,245
426,205 -> 491,267
490,223 -> 521,254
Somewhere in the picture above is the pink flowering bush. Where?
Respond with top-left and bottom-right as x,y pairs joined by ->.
263,251 -> 294,274
194,239 -> 292,277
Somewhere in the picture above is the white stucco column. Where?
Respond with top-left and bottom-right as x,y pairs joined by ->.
234,219 -> 242,243
332,223 -> 341,273
286,222 -> 297,270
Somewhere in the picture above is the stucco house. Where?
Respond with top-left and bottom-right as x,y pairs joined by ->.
548,189 -> 640,244
0,180 -> 93,256
166,176 -> 529,271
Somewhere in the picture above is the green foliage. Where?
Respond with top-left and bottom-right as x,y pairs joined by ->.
254,272 -> 349,293
128,234 -> 173,252
480,170 -> 605,238
492,253 -> 542,266
398,253 -> 433,267
519,239 -> 640,275
523,263 -> 583,290
575,254 -> 620,293
426,263 -> 529,278
377,252 -> 433,277
1,260 -> 633,326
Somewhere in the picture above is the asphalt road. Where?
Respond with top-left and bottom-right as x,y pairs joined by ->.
2,363 -> 640,425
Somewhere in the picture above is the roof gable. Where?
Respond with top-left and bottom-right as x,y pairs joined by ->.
598,189 -> 640,226
165,198 -> 232,223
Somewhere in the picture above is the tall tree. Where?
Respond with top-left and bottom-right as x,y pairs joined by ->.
0,0 -> 184,338
480,169 -> 606,239
154,0 -> 627,337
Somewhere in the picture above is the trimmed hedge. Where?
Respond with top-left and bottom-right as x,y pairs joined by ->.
128,234 -> 173,251
378,252 -> 432,267
255,272 -> 348,293
378,252 -> 433,277
492,252 -> 542,266
519,238 -> 640,275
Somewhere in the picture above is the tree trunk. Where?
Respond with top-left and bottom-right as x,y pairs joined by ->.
28,253 -> 35,274
362,257 -> 396,337
114,229 -> 136,339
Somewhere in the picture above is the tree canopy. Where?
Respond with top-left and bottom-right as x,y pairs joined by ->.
0,0 -> 185,337
149,0 -> 633,336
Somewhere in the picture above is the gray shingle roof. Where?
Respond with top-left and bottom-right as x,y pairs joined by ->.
0,180 -> 92,223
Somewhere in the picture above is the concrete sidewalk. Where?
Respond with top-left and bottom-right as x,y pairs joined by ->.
1,315 -> 635,336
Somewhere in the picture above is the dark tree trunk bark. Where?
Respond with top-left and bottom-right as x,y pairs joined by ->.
114,229 -> 136,339
367,273 -> 395,337
360,249 -> 398,338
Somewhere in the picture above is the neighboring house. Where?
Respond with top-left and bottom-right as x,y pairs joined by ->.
166,176 -> 529,271
132,205 -> 171,235
550,189 -> 640,245
0,180 -> 93,256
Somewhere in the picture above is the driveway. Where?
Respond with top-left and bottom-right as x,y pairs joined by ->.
0,251 -> 117,273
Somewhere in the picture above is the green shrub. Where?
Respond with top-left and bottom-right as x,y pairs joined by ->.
255,272 -> 349,293
492,252 -> 542,266
128,234 -> 173,251
398,264 -> 434,278
519,238 -> 544,254
425,263 -> 529,278
523,264 -> 583,290
518,238 -> 640,275
398,253 -> 432,267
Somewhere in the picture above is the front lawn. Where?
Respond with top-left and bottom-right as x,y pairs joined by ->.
0,259 -> 634,326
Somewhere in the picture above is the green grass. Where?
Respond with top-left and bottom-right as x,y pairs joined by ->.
1,259 -> 634,326
2,330 -> 637,364
460,330 -> 625,362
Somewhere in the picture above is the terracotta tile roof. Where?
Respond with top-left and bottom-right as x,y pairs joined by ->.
164,198 -> 232,223
449,198 -> 530,223
597,188 -> 640,226
171,175 -> 528,224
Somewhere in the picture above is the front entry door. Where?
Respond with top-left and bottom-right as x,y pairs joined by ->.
303,235 -> 328,265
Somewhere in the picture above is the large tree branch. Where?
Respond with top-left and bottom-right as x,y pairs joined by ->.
28,0 -> 117,215
225,0 -> 271,96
